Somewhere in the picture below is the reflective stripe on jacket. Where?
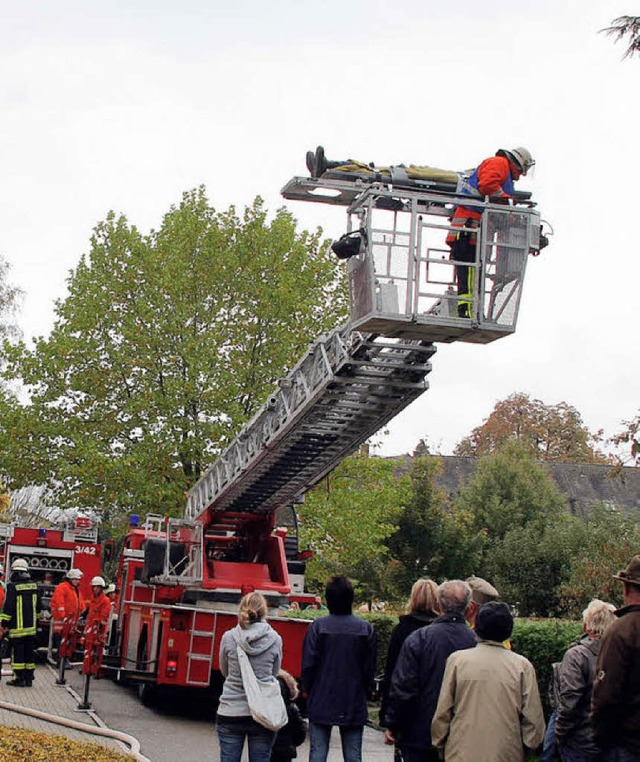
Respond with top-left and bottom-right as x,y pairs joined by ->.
447,156 -> 515,245
0,575 -> 42,637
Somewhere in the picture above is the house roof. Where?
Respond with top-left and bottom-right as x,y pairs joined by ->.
390,455 -> 640,519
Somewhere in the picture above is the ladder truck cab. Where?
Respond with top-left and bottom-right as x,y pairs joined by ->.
0,516 -> 103,646
109,169 -> 544,700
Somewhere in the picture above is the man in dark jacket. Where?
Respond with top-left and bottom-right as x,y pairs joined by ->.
0,558 -> 43,687
301,575 -> 377,762
384,580 -> 476,762
591,555 -> 640,761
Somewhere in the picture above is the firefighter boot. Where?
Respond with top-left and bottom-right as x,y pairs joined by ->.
306,151 -> 316,177
312,146 -> 345,177
7,673 -> 26,687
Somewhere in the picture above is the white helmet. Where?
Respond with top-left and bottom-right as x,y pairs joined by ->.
11,558 -> 29,572
105,584 -> 116,595
497,146 -> 535,175
0,563 -> 4,575
67,568 -> 83,580
91,575 -> 106,587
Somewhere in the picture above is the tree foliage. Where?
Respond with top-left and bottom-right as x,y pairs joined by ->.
556,503 -> 640,615
387,457 -> 481,591
2,189 -> 347,518
602,16 -> 640,58
0,255 -> 22,347
454,392 -> 610,464
456,443 -> 567,547
612,410 -> 640,466
299,453 -> 411,596
487,514 -> 586,617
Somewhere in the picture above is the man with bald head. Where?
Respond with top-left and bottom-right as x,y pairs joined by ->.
384,581 -> 476,762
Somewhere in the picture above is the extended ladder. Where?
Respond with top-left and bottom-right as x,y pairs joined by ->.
186,327 -> 434,519
186,176 -> 540,522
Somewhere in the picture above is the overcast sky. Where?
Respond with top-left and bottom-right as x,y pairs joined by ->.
1,0 -> 637,458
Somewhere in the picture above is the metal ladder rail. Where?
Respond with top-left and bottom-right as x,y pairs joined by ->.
186,328 -> 435,520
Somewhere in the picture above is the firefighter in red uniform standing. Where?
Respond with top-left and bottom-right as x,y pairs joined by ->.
0,558 -> 42,687
50,567 -> 84,663
82,576 -> 112,676
446,146 -> 535,317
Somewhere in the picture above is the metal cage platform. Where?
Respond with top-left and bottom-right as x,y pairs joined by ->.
283,176 -> 541,344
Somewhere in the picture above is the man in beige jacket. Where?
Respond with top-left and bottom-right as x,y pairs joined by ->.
431,602 -> 545,762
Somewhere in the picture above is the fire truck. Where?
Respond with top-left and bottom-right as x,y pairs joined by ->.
0,515 -> 104,647
107,166 -> 545,700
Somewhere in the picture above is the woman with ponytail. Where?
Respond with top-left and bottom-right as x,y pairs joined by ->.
217,592 -> 283,761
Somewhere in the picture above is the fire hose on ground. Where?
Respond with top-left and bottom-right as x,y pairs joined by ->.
0,661 -> 151,762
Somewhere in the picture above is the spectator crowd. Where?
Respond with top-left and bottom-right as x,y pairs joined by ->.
217,554 -> 640,762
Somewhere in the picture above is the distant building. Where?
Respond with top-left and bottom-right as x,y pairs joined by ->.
391,455 -> 640,520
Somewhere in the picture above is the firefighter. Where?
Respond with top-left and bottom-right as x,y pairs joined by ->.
0,558 -> 42,687
50,567 -> 84,663
446,146 -> 535,318
82,576 -> 112,676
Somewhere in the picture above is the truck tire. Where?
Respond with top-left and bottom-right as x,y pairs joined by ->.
137,681 -> 157,706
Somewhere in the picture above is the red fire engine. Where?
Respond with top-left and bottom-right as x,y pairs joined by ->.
108,507 -> 313,700
0,515 -> 104,648
105,169 -> 543,701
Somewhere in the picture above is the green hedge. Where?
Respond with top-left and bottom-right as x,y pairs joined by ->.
511,618 -> 583,716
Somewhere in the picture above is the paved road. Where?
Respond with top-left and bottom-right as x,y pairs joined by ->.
64,669 -> 393,762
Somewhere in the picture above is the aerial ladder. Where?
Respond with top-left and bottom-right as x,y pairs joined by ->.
156,167 -> 543,591
112,167 -> 544,695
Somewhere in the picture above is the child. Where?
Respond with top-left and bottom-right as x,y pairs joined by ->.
270,669 -> 306,761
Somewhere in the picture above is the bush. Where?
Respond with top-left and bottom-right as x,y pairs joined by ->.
361,613 -> 397,674
511,618 -> 583,716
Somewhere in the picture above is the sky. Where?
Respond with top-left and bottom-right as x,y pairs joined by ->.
1,0 -> 637,459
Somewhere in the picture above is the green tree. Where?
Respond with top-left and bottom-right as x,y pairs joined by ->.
456,444 -> 577,616
602,16 -> 640,58
455,443 -> 568,573
557,503 -> 640,615
487,514 -> 586,616
454,392 -> 609,463
457,445 -> 566,596
387,457 -> 481,592
299,452 -> 410,595
3,189 -> 348,518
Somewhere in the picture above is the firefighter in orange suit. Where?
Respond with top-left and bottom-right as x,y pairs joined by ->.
446,146 -> 535,317
50,567 -> 83,658
82,576 -> 112,676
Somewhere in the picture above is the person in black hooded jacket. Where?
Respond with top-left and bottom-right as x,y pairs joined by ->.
379,578 -> 438,731
270,670 -> 306,761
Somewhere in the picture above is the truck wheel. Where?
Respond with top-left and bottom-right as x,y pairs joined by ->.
137,681 -> 157,706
